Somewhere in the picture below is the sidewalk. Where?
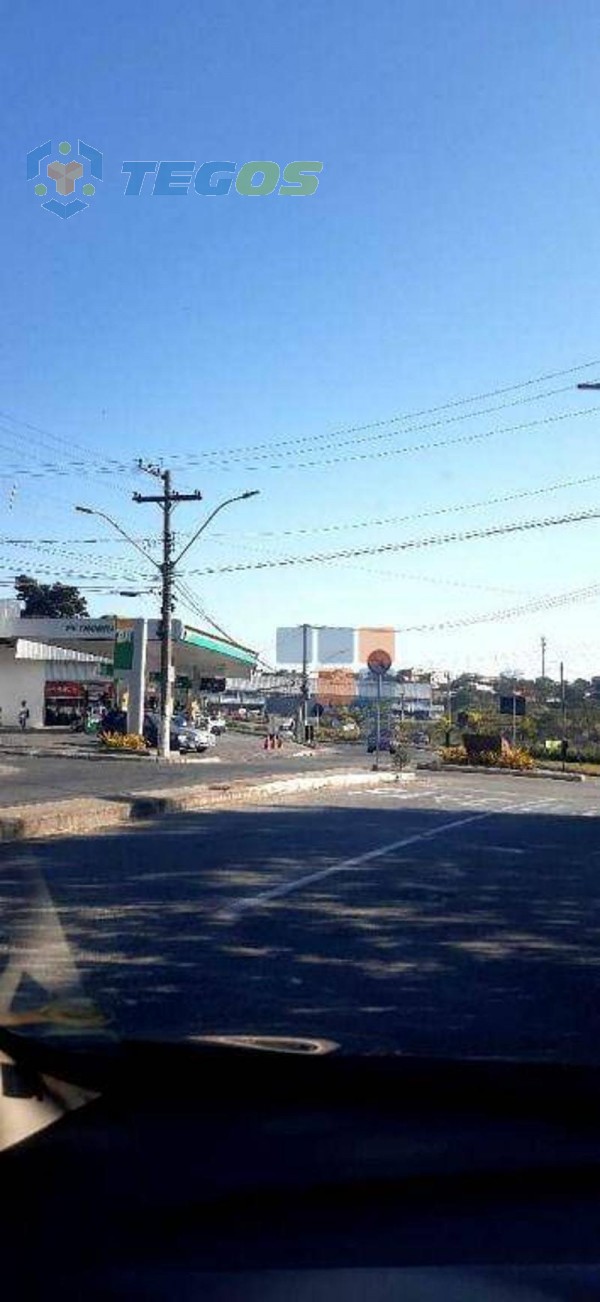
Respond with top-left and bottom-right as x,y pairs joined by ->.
0,768 -> 413,843
0,728 -> 98,760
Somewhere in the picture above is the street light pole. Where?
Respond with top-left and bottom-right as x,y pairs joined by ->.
159,469 -> 174,759
77,481 -> 260,760
172,490 -> 259,567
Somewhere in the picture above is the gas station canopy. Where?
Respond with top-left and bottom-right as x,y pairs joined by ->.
0,615 -> 258,680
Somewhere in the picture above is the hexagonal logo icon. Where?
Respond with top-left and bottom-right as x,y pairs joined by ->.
26,139 -> 103,219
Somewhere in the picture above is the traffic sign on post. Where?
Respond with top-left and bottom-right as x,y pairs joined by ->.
500,695 -> 526,716
367,648 -> 392,676
367,648 -> 392,768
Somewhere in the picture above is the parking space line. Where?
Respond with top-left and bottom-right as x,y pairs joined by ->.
220,804 -> 519,920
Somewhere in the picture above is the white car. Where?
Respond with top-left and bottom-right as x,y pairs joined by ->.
173,716 -> 216,753
206,714 -> 227,736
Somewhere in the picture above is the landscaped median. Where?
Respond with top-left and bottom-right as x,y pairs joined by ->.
421,734 -> 587,783
418,760 -> 585,782
0,768 -> 415,843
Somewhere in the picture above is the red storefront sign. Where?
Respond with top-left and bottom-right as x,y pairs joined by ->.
44,681 -> 84,699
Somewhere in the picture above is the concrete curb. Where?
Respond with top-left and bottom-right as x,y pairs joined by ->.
0,769 -> 415,844
0,746 -> 151,762
0,798 -> 134,842
417,763 -> 585,783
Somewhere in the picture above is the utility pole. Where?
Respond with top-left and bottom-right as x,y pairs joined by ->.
445,672 -> 452,747
134,465 -> 203,759
560,660 -> 567,772
541,635 -> 547,681
374,672 -> 382,770
300,622 -> 310,745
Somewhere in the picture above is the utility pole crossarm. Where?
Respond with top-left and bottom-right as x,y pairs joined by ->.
133,491 -> 203,504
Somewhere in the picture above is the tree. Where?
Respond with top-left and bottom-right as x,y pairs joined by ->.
15,575 -> 89,619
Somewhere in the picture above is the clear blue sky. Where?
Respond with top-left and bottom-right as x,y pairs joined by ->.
3,0 -> 600,677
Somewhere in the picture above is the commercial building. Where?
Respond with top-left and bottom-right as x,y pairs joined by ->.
0,609 -> 257,729
0,638 -> 111,729
212,667 -> 437,720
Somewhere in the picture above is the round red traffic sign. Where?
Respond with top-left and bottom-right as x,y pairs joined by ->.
367,648 -> 392,676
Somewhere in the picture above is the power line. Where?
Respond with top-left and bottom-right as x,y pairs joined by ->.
0,563 -> 151,581
173,577 -> 243,645
209,469 -> 600,546
160,356 -> 600,462
6,544 -> 157,570
189,505 -> 600,575
0,419 -> 143,494
116,402 -> 600,480
186,384 -> 584,468
5,465 -> 600,573
0,409 -> 115,466
336,562 -> 531,597
395,581 -> 600,635
220,403 -> 600,473
0,534 -> 169,546
0,582 -> 150,594
0,413 -> 154,503
1,356 -> 599,480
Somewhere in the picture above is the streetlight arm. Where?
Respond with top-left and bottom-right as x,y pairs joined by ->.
173,491 -> 259,568
75,506 -> 162,571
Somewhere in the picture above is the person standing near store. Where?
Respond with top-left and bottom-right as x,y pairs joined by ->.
18,700 -> 29,731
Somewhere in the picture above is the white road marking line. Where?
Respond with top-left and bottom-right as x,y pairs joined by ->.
369,790 -> 423,800
220,805 -> 518,920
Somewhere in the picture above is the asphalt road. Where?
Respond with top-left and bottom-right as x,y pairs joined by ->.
1,771 -> 600,1062
0,733 -> 362,806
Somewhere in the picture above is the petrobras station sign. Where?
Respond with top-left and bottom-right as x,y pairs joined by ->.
14,618 -> 117,640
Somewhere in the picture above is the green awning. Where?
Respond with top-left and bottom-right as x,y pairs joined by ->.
181,628 -> 257,668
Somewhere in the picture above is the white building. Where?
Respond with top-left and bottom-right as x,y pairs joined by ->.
0,638 -> 110,728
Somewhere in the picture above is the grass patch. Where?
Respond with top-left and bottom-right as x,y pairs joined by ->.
536,759 -> 600,777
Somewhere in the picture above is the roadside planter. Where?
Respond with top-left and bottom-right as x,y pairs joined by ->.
99,731 -> 150,755
440,733 -> 535,771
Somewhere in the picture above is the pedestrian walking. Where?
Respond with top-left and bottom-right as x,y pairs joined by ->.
264,714 -> 277,749
18,700 -> 29,731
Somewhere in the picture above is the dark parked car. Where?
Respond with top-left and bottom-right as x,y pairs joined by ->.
100,708 -> 128,736
143,713 -> 181,750
366,729 -> 396,754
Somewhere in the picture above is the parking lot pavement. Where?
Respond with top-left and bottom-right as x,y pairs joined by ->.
1,772 -> 599,1062
0,733 -> 362,807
